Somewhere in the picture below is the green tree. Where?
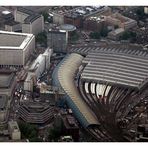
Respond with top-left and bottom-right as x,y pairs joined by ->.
36,31 -> 47,46
18,122 -> 39,141
89,32 -> 100,39
100,27 -> 109,37
120,31 -> 137,40
41,12 -> 49,22
48,128 -> 61,142
70,31 -> 79,42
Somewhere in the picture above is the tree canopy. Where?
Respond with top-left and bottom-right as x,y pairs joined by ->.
36,31 -> 47,46
18,121 -> 43,142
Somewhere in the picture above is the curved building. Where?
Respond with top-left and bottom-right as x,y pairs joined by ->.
53,45 -> 148,141
52,53 -> 99,128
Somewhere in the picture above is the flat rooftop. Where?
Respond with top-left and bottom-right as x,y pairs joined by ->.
0,30 -> 34,50
0,72 -> 15,88
81,47 -> 148,89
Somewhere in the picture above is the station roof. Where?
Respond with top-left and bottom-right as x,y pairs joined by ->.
81,47 -> 148,90
57,53 -> 99,126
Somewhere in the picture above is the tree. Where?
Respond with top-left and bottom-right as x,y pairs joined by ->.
100,27 -> 109,37
89,32 -> 100,39
48,127 -> 61,142
41,12 -> 49,22
18,122 -> 39,141
120,31 -> 137,41
136,7 -> 146,20
114,25 -> 119,29
36,31 -> 47,46
70,31 -> 79,42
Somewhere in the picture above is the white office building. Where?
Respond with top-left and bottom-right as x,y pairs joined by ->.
0,30 -> 35,66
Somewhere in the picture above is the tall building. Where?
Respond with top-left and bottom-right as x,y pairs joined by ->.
47,29 -> 67,52
0,30 -> 35,67
14,7 -> 44,35
24,48 -> 52,91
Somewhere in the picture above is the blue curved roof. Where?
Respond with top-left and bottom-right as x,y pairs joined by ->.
52,53 -> 99,128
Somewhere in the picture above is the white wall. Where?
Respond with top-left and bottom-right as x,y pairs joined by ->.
15,11 -> 29,23
23,35 -> 35,65
22,16 -> 44,35
0,49 -> 23,65
53,13 -> 64,25
22,23 -> 31,34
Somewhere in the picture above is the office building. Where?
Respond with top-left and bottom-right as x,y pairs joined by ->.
14,7 -> 44,35
0,30 -> 35,67
0,71 -> 16,96
8,121 -> 21,140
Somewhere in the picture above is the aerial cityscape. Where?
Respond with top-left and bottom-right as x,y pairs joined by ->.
0,6 -> 148,142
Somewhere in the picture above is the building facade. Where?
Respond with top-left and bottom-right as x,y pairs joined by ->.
8,121 -> 21,140
14,7 -> 44,35
0,31 -> 35,67
47,29 -> 67,52
105,13 -> 137,30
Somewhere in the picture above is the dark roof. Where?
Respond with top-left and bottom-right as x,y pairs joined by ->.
17,7 -> 42,24
0,95 -> 8,110
5,20 -> 20,26
24,14 -> 41,23
17,7 -> 35,15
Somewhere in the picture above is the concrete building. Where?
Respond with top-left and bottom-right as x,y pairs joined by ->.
0,71 -> 16,96
0,30 -> 35,67
23,73 -> 35,92
51,6 -> 111,28
5,21 -> 21,32
22,14 -> 44,35
105,13 -> 137,30
14,7 -> 44,35
53,12 -> 65,25
0,10 -> 14,29
8,121 -> 21,140
59,24 -> 76,39
29,48 -> 52,78
47,29 -> 67,52
61,114 -> 79,141
18,101 -> 54,124
107,28 -> 125,40
50,6 -> 75,25
0,95 -> 9,122
144,7 -> 148,14
24,48 -> 52,91
83,16 -> 106,32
